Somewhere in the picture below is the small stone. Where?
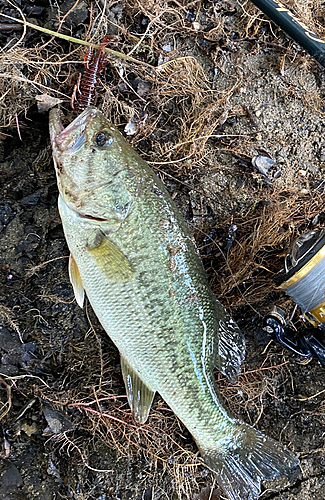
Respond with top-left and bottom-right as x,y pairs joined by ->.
157,54 -> 165,65
193,486 -> 220,500
132,78 -> 151,97
21,422 -> 38,437
47,458 -> 61,481
59,0 -> 88,29
252,155 -> 275,176
312,214 -> 319,225
35,94 -> 63,113
0,327 -> 20,352
186,10 -> 196,23
162,44 -> 171,52
0,364 -> 19,376
2,465 -> 23,488
124,119 -> 138,136
43,407 -> 74,434
192,21 -> 201,31
225,224 -> 237,249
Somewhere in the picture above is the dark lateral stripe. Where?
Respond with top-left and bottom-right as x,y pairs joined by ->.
250,0 -> 325,67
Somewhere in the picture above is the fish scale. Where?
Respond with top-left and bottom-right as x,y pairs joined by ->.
50,106 -> 299,500
58,193 -> 218,393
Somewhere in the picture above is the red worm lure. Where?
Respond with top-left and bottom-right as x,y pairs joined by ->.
71,35 -> 118,115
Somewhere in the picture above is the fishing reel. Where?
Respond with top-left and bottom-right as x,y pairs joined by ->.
263,229 -> 325,367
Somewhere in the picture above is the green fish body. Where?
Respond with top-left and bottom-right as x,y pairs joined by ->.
49,107 -> 299,500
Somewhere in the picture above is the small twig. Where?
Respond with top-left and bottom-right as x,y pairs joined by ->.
38,294 -> 75,304
61,432 -> 114,472
26,255 -> 69,278
12,398 -> 37,423
0,13 -> 154,68
0,374 -> 51,389
147,132 -> 261,165
252,392 -> 264,427
0,378 -> 12,421
6,0 -> 26,51
15,113 -> 22,141
0,23 -> 23,31
75,404 -> 138,428
297,388 -> 325,401
261,339 -> 274,355
217,361 -> 289,383
0,73 -> 68,97
208,480 -> 217,500
0,89 -> 10,103
67,395 -> 127,407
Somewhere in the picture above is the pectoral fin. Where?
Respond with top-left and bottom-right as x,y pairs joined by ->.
87,233 -> 135,282
120,355 -> 155,424
69,254 -> 85,308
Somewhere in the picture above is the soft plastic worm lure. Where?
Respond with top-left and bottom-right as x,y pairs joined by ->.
71,35 -> 118,114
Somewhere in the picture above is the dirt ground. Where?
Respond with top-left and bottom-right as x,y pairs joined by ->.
1,0 -> 325,499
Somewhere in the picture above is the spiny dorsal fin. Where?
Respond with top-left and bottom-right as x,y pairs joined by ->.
87,233 -> 135,282
69,253 -> 85,308
120,355 -> 155,424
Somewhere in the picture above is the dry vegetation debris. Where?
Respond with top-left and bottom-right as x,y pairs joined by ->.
1,0 -> 325,499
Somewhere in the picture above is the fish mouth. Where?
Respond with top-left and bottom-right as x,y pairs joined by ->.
58,194 -> 114,225
78,212 -> 110,223
49,107 -> 99,154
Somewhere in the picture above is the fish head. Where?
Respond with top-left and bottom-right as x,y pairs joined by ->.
49,107 -> 137,223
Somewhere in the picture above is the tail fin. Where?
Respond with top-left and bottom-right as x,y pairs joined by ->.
200,422 -> 299,500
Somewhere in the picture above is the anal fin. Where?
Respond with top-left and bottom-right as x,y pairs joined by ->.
120,355 -> 155,424
69,254 -> 85,308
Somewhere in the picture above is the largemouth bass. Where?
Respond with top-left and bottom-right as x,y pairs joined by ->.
49,107 -> 299,500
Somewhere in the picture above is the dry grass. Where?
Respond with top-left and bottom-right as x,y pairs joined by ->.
240,0 -> 325,39
1,0 -> 325,498
33,324 -> 212,497
205,193 -> 325,308
32,322 -> 292,499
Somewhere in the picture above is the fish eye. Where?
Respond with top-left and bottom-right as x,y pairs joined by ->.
95,131 -> 114,148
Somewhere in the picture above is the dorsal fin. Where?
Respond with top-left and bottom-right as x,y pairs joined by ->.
120,355 -> 155,424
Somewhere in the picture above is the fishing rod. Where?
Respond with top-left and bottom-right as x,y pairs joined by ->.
249,0 -> 325,67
